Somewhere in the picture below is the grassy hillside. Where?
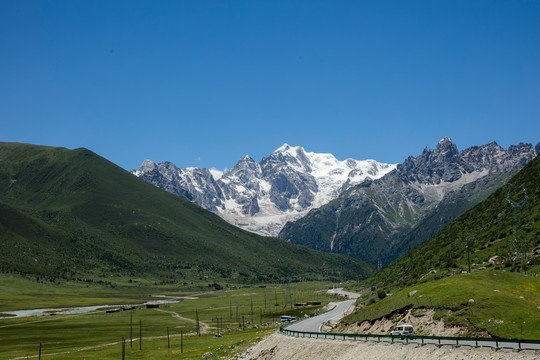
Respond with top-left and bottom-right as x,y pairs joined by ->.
0,142 -> 374,286
342,271 -> 540,339
358,154 -> 540,289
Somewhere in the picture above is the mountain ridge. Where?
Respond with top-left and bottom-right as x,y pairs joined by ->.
279,138 -> 538,266
356,148 -> 540,289
133,144 -> 396,236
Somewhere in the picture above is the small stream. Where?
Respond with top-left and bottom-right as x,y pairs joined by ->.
0,295 -> 194,319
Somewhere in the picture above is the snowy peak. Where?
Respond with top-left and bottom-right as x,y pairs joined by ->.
273,143 -> 305,156
222,155 -> 262,184
132,145 -> 396,236
273,143 -> 292,153
264,144 -> 311,175
208,168 -> 224,181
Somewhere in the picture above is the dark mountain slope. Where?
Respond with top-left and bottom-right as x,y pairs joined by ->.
0,142 -> 374,284
364,154 -> 540,288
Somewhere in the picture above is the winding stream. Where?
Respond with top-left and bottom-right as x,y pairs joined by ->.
0,295 -> 194,319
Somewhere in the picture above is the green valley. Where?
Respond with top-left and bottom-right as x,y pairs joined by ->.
0,142 -> 374,286
0,276 -> 335,359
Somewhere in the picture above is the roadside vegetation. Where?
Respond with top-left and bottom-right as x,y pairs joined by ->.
342,271 -> 540,339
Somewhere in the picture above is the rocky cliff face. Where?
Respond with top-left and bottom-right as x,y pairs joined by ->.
278,138 -> 538,265
132,144 -> 396,236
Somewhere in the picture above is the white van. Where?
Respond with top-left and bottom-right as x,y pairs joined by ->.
390,324 -> 415,336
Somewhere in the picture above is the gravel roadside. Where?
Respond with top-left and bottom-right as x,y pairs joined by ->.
234,332 -> 539,360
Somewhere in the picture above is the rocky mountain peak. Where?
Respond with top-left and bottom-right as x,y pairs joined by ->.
397,138 -> 537,185
433,137 -> 458,159
235,155 -> 258,168
224,155 -> 262,182
262,145 -> 311,175
138,159 -> 157,173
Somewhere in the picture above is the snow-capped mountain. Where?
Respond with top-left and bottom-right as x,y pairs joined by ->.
132,144 -> 396,236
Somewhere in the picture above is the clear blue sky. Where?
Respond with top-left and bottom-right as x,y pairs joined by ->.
1,1 -> 539,171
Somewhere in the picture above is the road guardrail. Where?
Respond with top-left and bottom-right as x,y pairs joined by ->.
280,323 -> 540,351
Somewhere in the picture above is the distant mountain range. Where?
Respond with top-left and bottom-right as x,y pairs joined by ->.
279,138 -> 538,266
0,142 -> 374,285
132,144 -> 396,236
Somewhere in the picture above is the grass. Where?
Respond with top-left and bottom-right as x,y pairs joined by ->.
0,276 -> 335,359
342,271 -> 540,339
38,327 -> 278,360
0,274 -> 157,311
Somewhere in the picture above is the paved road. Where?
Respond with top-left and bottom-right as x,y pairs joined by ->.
327,288 -> 361,299
282,299 -> 540,352
285,300 -> 355,333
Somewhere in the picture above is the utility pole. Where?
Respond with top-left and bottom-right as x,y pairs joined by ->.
506,184 -> 529,271
465,237 -> 471,273
286,277 -> 292,312
250,296 -> 254,324
195,309 -> 200,337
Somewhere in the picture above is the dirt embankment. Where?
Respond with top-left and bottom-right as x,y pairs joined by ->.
235,332 -> 538,360
334,308 -> 480,337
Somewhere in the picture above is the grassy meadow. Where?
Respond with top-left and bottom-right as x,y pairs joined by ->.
0,275 -> 336,359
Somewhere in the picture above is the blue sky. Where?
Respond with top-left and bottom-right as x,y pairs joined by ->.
1,1 -> 539,171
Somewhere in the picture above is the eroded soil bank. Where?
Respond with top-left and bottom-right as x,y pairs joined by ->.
333,308 -> 486,337
235,333 -> 538,360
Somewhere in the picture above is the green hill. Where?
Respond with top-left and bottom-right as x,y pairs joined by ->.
343,271 -> 540,339
0,142 -> 374,286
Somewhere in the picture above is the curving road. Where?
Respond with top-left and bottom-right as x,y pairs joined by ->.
285,300 -> 355,333
282,298 -> 540,352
